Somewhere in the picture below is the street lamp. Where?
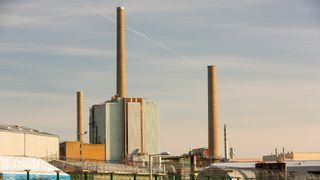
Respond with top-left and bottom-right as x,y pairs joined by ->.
149,151 -> 171,180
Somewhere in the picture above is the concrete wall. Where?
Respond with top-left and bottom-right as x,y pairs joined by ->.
0,131 -> 58,158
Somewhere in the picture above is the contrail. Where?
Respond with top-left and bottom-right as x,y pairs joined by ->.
78,0 -> 187,60
125,27 -> 186,59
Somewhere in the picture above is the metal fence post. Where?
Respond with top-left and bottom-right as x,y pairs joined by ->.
27,171 -> 30,180
25,169 -> 30,180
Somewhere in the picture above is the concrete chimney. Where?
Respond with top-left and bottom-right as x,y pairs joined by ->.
116,6 -> 126,97
224,124 -> 228,161
77,91 -> 84,142
208,65 -> 219,160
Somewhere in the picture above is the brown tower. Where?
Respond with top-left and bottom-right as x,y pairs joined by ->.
116,6 -> 126,97
208,65 -> 219,160
77,91 -> 84,142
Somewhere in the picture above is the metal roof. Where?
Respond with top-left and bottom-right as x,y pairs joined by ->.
0,124 -> 58,138
211,160 -> 320,168
0,156 -> 68,175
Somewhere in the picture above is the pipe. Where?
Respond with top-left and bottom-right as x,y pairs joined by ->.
116,6 -> 126,97
208,65 -> 219,160
77,91 -> 84,142
224,124 -> 228,161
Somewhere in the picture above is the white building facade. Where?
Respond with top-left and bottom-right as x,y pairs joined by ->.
0,124 -> 59,158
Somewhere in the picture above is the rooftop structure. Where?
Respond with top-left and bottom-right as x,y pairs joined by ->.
0,124 -> 57,137
263,152 -> 320,162
198,161 -> 320,179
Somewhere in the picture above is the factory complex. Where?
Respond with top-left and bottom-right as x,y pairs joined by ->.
1,6 -> 320,180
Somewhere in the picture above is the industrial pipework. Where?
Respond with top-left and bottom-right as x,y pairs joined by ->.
116,6 -> 126,97
208,65 -> 219,160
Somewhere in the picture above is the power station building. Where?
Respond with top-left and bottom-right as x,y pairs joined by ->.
89,98 -> 159,162
89,7 -> 160,163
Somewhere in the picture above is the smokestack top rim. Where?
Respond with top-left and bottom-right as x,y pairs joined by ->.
117,6 -> 125,10
207,65 -> 216,68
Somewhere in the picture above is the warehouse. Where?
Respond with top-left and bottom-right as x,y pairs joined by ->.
0,124 -> 59,158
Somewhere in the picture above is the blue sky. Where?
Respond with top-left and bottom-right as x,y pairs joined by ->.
1,0 -> 320,158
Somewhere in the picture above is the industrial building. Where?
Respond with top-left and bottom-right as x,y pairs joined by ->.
90,97 -> 160,162
263,151 -> 320,161
0,124 -> 59,158
201,161 -> 320,179
60,141 -> 105,161
89,7 -> 160,163
59,91 -> 105,161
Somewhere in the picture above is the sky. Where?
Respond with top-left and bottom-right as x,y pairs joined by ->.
0,0 -> 320,158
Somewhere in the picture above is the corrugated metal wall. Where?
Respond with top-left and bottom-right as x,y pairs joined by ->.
0,131 -> 59,158
90,98 -> 160,162
0,131 -> 24,156
105,101 -> 124,162
127,103 -> 141,154
25,134 -> 59,157
91,104 -> 106,144
143,102 -> 160,155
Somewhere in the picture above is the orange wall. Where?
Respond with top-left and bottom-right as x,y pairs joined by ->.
60,141 -> 105,161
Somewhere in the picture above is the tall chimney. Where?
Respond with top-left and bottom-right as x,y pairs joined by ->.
116,6 -> 126,97
77,91 -> 84,142
208,65 -> 219,160
224,124 -> 228,161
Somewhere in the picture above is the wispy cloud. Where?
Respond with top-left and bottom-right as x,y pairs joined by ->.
0,42 -> 113,58
0,15 -> 47,27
